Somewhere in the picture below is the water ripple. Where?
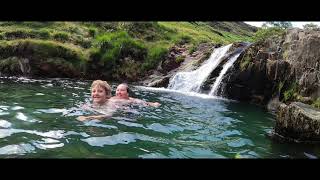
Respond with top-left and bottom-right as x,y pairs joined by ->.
81,120 -> 118,129
82,132 -> 165,147
35,108 -> 66,114
11,106 -> 24,110
0,120 -> 12,128
147,123 -> 181,134
0,143 -> 35,155
0,129 -> 65,139
15,112 -> 39,122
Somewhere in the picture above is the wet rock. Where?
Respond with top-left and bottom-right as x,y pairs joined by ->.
282,29 -> 320,98
146,76 -> 170,87
274,102 -> 320,143
267,96 -> 281,114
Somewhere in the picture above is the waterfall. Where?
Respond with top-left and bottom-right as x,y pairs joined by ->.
167,44 -> 232,93
209,53 -> 241,96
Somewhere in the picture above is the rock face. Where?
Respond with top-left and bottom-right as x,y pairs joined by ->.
159,45 -> 188,73
220,39 -> 290,105
282,28 -> 320,99
220,28 -> 320,107
274,102 -> 320,143
208,28 -> 320,143
0,56 -> 80,78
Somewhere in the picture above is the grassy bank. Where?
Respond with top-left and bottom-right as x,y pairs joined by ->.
0,21 -> 256,80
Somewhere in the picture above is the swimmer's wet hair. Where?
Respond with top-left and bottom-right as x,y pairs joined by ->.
119,83 -> 132,95
91,80 -> 112,98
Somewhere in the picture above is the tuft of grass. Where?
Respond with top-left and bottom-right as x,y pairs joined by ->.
283,82 -> 298,102
175,56 -> 185,63
312,98 -> 320,109
53,32 -> 70,42
88,27 -> 98,37
188,44 -> 198,54
240,55 -> 251,70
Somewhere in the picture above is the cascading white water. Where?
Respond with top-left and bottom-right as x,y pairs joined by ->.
167,44 -> 232,93
209,52 -> 241,96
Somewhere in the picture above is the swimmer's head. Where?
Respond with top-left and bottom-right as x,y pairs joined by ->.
116,83 -> 129,99
91,80 -> 111,105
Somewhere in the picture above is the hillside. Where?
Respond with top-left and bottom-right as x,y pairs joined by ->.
0,21 -> 257,81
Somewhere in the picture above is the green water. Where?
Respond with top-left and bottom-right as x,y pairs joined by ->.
0,77 -> 319,158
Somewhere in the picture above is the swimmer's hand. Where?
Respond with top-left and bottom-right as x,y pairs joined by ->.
81,104 -> 92,111
77,115 -> 112,121
77,116 -> 89,121
147,102 -> 161,107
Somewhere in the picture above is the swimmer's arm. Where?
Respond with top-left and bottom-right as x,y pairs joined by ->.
131,98 -> 161,107
146,102 -> 161,107
77,114 -> 111,121
80,104 -> 94,111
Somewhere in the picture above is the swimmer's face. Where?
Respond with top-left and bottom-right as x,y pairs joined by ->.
116,84 -> 129,99
91,85 -> 108,105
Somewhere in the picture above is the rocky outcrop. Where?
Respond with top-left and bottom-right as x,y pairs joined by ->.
211,28 -> 320,143
158,45 -> 188,73
272,102 -> 320,143
0,56 -> 80,78
282,28 -> 320,100
217,39 -> 290,105
220,28 -> 320,107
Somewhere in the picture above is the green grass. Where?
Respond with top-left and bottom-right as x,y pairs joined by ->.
94,31 -> 147,65
0,39 -> 88,63
175,56 -> 185,63
283,82 -> 298,102
253,27 -> 286,42
221,31 -> 254,43
188,45 -> 197,54
0,22 -> 93,48
158,22 -> 254,45
143,42 -> 169,71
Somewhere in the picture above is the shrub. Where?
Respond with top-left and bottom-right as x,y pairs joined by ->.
188,45 -> 197,54
175,56 -> 185,63
142,45 -> 168,70
94,31 -> 147,70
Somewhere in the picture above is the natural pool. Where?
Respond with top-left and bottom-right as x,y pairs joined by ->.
0,77 -> 319,158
